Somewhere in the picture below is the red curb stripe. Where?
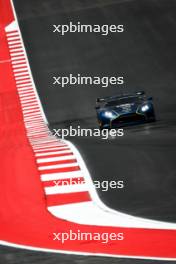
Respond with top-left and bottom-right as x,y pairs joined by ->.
35,147 -> 70,154
42,177 -> 85,187
40,165 -> 80,175
38,159 -> 77,167
36,152 -> 73,159
46,191 -> 91,206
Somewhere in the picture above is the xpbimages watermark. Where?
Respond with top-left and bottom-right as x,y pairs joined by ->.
52,74 -> 124,88
53,230 -> 124,244
52,22 -> 124,36
53,178 -> 124,192
53,126 -> 124,140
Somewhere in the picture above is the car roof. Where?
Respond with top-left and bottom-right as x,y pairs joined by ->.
97,91 -> 145,103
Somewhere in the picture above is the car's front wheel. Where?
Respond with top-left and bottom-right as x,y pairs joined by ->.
98,120 -> 104,130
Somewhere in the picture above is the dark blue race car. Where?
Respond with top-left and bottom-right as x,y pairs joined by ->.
95,91 -> 156,129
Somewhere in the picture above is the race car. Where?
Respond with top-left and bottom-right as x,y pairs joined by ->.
95,91 -> 156,129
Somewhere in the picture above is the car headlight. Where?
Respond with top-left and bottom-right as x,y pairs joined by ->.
104,111 -> 115,119
141,104 -> 149,112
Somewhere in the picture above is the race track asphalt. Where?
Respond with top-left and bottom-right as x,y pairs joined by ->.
2,0 -> 176,263
0,245 -> 168,264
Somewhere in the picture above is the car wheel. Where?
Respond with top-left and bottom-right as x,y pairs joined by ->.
98,120 -> 104,130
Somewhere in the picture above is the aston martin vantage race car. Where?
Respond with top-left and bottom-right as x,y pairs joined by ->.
95,91 -> 155,129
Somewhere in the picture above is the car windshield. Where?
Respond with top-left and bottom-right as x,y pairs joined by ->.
105,96 -> 141,107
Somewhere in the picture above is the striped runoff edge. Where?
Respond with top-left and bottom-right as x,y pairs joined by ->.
5,21 -> 93,211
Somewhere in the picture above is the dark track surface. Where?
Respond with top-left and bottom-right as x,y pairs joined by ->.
0,245 -> 168,264
2,0 -> 176,263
